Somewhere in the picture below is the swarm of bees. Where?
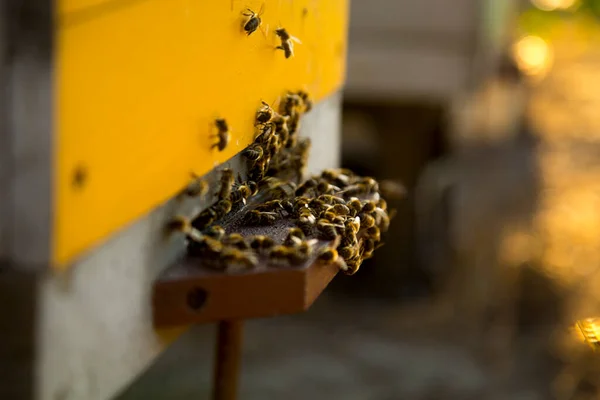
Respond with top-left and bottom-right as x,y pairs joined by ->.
172,89 -> 396,275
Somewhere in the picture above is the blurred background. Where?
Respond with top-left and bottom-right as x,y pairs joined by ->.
120,0 -> 600,398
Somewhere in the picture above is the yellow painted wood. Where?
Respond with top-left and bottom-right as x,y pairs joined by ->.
54,0 -> 348,268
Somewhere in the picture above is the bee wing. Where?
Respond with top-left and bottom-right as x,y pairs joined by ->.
290,35 -> 302,44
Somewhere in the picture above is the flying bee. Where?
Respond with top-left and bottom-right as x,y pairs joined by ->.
316,247 -> 348,272
295,177 -> 318,196
230,181 -> 257,205
242,144 -> 264,164
295,90 -> 313,112
221,248 -> 258,270
358,212 -> 376,229
249,235 -> 275,252
213,118 -> 230,152
379,179 -> 406,200
204,225 -> 225,240
284,227 -> 306,247
242,4 -> 264,36
275,28 -> 301,59
317,219 -> 341,241
222,233 -> 249,250
218,168 -> 235,200
273,115 -> 290,145
243,210 -> 278,226
290,137 -> 311,181
286,114 -> 300,146
184,174 -> 208,197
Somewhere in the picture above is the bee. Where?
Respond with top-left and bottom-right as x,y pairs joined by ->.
345,257 -> 361,275
242,5 -> 264,36
168,215 -> 192,234
316,247 -> 348,272
202,225 -> 225,240
249,235 -> 275,252
187,235 -> 223,258
361,201 -> 377,214
290,137 -> 311,181
295,178 -> 318,196
341,223 -> 358,248
297,209 -> 316,235
275,28 -> 301,59
222,233 -> 249,250
365,225 -> 381,242
269,245 -> 292,267
358,213 -> 376,229
192,207 -> 218,230
288,239 -> 317,265
316,181 -> 340,195
317,194 -> 346,205
243,210 -> 278,226
265,181 -> 297,200
204,225 -> 226,240
346,216 -> 361,233
284,227 -> 306,247
213,118 -> 230,152
321,168 -> 351,188
331,204 -> 350,216
377,198 -> 387,211
379,179 -> 406,200
218,168 -> 235,200
347,198 -> 363,216
256,101 -> 279,125
221,248 -> 258,270
338,245 -> 357,261
295,90 -> 313,112
286,113 -> 300,145
213,199 -> 233,220
280,93 -> 301,115
322,212 -> 346,227
254,121 -> 275,144
184,174 -> 208,197
242,144 -> 264,164
316,219 -> 341,241
230,181 -> 257,205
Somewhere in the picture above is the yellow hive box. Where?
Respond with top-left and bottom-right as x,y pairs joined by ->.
55,0 -> 348,268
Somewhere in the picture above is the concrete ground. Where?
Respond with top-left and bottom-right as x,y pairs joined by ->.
118,293 -> 559,400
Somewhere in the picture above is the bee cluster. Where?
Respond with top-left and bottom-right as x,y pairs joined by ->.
173,90 -> 391,275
